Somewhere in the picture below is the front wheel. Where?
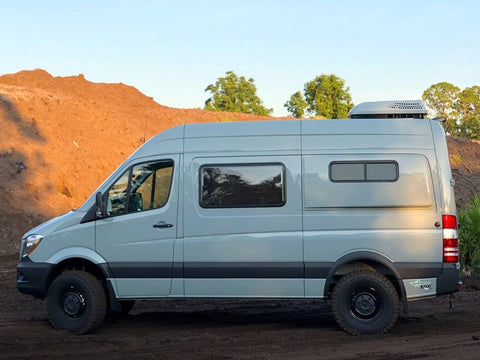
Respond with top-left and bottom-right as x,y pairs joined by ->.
47,270 -> 107,334
331,270 -> 399,335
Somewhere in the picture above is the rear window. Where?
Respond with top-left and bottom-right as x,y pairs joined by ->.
200,164 -> 285,208
329,161 -> 398,182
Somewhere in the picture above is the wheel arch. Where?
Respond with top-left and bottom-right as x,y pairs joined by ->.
47,257 -> 110,291
45,248 -> 110,291
324,251 -> 407,311
45,248 -> 119,312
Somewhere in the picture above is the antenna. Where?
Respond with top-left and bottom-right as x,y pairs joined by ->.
143,115 -> 148,143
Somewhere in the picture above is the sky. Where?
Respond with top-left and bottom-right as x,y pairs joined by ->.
1,0 -> 479,116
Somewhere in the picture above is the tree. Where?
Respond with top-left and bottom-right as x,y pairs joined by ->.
304,74 -> 353,118
422,83 -> 480,139
422,82 -> 460,135
284,74 -> 353,118
457,86 -> 480,140
284,91 -> 307,118
204,71 -> 273,116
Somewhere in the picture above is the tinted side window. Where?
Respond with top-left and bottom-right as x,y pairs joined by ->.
329,161 -> 398,182
107,160 -> 173,216
200,164 -> 285,208
330,163 -> 364,181
366,162 -> 398,181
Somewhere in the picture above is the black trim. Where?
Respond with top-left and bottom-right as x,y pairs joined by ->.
304,262 -> 332,278
105,261 -> 443,280
108,262 -> 305,279
437,264 -> 461,295
172,261 -> 183,278
395,262 -> 442,279
109,262 -> 173,278
16,257 -> 53,298
184,262 -> 303,278
306,262 -> 442,280
81,203 -> 97,223
99,263 -> 113,278
16,258 -> 458,303
106,279 -> 122,312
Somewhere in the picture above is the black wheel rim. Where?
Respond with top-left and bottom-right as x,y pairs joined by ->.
350,289 -> 379,319
63,288 -> 86,317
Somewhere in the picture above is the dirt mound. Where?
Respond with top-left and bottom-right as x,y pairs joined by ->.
447,136 -> 480,208
0,69 -> 272,255
1,69 -> 479,255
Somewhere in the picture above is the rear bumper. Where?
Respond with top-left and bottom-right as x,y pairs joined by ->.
437,264 -> 461,295
16,257 -> 52,298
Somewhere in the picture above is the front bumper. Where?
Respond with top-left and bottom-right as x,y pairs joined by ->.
16,257 -> 53,298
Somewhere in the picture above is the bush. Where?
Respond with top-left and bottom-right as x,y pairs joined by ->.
458,195 -> 480,273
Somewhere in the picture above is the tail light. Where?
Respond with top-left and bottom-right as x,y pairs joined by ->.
442,215 -> 459,263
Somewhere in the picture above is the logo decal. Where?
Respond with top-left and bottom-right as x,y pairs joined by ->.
409,280 -> 432,290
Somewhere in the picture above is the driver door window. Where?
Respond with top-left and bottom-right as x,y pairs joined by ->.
107,160 -> 174,216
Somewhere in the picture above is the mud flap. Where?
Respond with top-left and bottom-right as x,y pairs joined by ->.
106,279 -> 122,312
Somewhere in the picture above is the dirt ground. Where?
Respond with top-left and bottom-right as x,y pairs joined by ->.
1,255 -> 479,360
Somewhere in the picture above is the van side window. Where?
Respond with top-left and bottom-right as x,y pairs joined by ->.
107,170 -> 130,216
200,164 -> 285,208
329,161 -> 398,182
107,160 -> 174,216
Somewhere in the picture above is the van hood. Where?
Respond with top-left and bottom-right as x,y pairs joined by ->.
22,210 -> 87,239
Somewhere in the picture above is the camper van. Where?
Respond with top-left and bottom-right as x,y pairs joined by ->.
17,100 -> 461,335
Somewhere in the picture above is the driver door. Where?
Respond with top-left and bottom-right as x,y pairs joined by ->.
96,156 -> 179,298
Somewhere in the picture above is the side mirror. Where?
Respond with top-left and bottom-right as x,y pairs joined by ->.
95,192 -> 105,218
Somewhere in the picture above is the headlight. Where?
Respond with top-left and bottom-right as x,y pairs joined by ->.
21,234 -> 44,258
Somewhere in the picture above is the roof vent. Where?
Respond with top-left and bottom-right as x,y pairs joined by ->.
349,100 -> 427,119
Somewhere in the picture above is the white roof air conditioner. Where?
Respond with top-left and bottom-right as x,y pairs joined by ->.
348,100 -> 427,119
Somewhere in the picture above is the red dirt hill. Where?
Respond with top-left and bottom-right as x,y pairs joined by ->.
0,69 -> 272,255
1,69 -> 479,255
447,136 -> 480,207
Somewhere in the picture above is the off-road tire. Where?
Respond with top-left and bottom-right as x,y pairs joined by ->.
47,270 -> 107,334
331,270 -> 399,335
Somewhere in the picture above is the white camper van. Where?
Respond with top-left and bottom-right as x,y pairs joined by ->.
17,100 -> 461,335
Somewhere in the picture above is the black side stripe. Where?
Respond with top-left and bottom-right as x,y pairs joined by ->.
107,262 -> 443,279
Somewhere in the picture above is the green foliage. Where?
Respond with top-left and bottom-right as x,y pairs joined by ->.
284,74 -> 353,118
422,82 -> 460,135
422,83 -> 480,140
304,74 -> 353,118
458,195 -> 480,273
284,91 -> 307,118
204,71 -> 273,116
458,86 -> 480,140
450,153 -> 463,166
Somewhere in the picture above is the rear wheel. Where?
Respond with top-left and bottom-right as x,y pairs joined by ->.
47,270 -> 107,334
331,270 -> 399,335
